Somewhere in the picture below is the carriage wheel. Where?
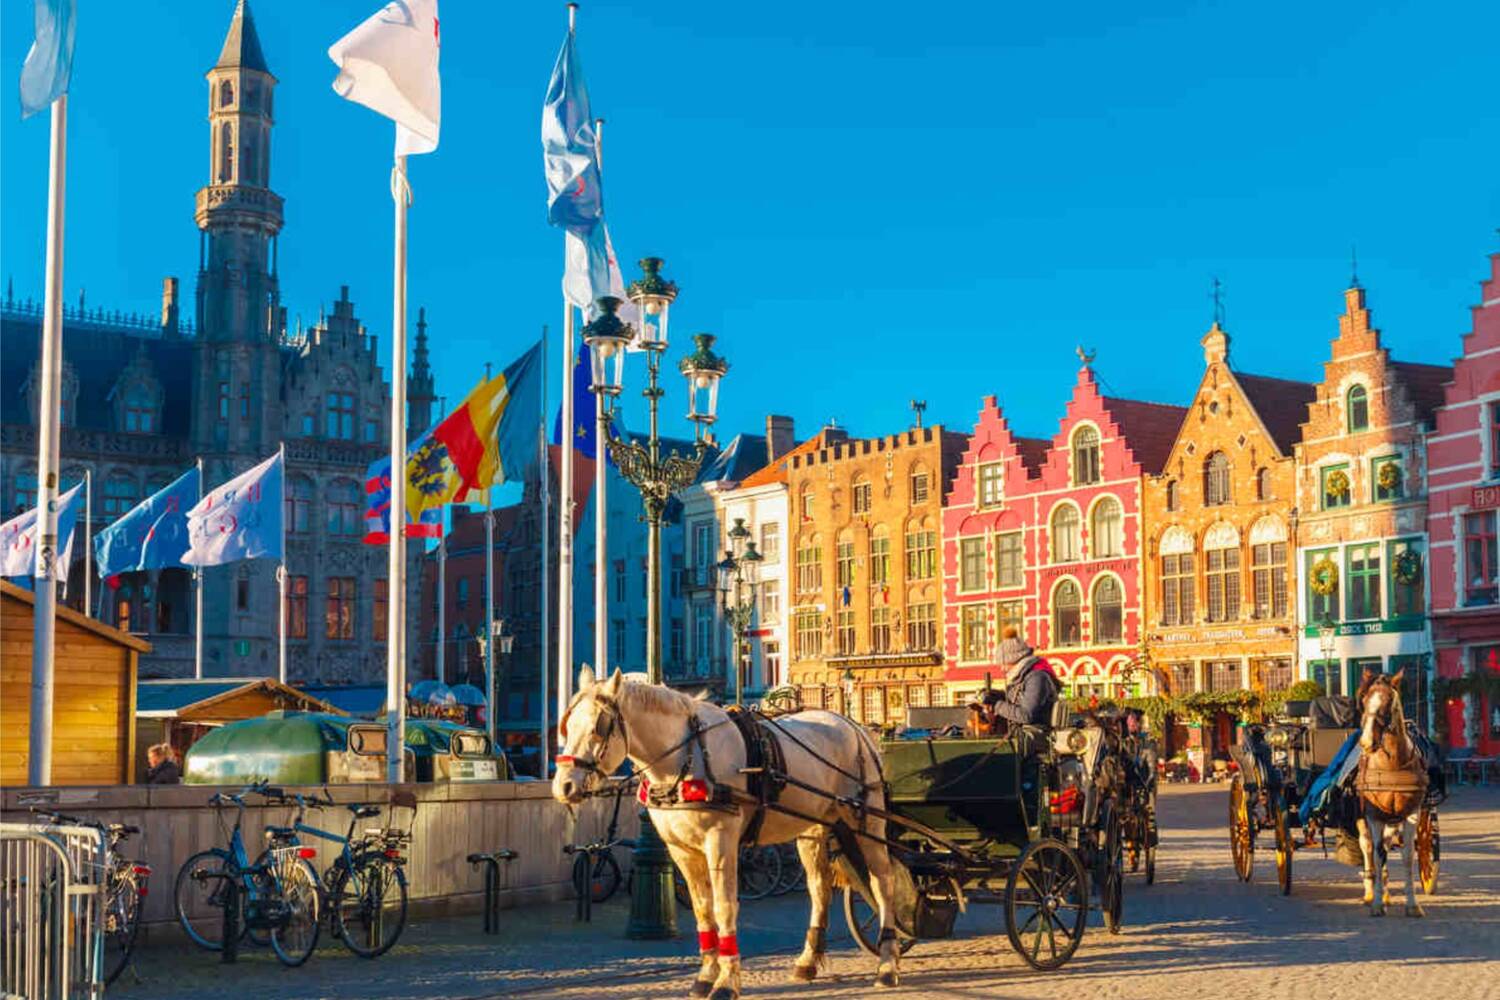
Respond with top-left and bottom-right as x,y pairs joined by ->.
1228,775 -> 1254,882
1416,807 -> 1440,896
1145,793 -> 1158,886
1273,803 -> 1293,897
1005,838 -> 1088,971
841,887 -> 917,958
1099,804 -> 1125,934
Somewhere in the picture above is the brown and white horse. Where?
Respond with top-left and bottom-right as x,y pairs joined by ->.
1355,668 -> 1428,917
553,669 -> 903,999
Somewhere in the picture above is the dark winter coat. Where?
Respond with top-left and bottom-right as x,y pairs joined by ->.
992,655 -> 1059,728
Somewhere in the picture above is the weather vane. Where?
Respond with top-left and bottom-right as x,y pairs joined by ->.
1210,276 -> 1226,327
1075,345 -> 1096,366
1350,244 -> 1361,289
910,399 -> 927,429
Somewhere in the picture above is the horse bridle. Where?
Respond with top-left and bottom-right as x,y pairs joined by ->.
1361,675 -> 1397,741
556,692 -> 631,785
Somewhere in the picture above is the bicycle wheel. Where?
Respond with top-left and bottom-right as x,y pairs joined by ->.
330,858 -> 408,958
269,855 -> 322,967
174,849 -> 242,951
590,852 -> 623,904
103,872 -> 143,985
673,863 -> 694,908
771,844 -> 801,896
737,845 -> 783,901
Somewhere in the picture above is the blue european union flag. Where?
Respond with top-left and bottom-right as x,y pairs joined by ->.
19,0 -> 77,119
551,343 -> 598,460
93,466 -> 198,577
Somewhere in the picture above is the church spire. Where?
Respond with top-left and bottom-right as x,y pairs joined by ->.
215,1 -> 271,75
408,307 -> 436,435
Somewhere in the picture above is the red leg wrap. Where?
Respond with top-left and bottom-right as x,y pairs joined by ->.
697,929 -> 718,953
717,934 -> 739,958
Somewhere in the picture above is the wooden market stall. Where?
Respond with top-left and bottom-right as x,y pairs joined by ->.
1,578 -> 147,786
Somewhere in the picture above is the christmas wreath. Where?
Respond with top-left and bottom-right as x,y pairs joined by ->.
1310,556 -> 1339,597
1324,468 -> 1351,500
1377,461 -> 1402,493
1394,549 -> 1423,586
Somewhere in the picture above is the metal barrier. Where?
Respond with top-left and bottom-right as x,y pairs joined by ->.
1,822 -> 107,1000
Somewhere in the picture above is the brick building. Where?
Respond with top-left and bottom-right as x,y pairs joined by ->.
1292,284 -> 1450,721
1426,253 -> 1500,753
941,363 -> 1185,703
1142,324 -> 1316,757
786,425 -> 965,724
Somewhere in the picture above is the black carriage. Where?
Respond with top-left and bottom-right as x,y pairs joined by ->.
838,706 -> 1127,971
1226,697 -> 1441,896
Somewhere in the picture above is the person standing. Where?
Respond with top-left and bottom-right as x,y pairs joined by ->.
145,743 -> 181,784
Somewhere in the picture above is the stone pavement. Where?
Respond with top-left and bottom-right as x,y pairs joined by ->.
115,783 -> 1500,999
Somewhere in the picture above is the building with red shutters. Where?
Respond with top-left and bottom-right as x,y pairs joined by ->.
942,358 -> 1186,703
1426,253 -> 1500,753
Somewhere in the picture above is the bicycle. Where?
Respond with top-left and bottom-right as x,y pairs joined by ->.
173,782 -> 321,966
563,778 -> 635,915
271,790 -> 411,958
32,808 -> 152,986
736,844 -> 783,901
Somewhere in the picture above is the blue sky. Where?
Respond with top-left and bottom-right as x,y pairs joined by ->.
3,0 -> 1496,458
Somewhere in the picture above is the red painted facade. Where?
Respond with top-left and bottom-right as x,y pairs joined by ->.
1426,253 -> 1500,752
942,365 -> 1185,698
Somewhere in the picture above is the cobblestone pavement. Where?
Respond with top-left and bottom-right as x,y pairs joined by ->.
117,783 -> 1500,999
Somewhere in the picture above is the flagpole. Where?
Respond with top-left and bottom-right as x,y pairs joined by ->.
437,530 -> 446,684
387,152 -> 411,784
83,468 -> 92,618
278,442 -> 287,685
195,457 -> 204,679
29,94 -> 68,787
592,116 -> 609,681
484,487 -> 496,746
538,324 -> 552,776
558,296 -> 576,736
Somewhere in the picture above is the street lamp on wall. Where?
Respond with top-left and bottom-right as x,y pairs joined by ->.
1317,618 -> 1338,694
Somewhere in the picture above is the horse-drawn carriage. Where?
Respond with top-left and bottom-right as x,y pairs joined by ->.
1227,695 -> 1441,900
837,705 -> 1130,971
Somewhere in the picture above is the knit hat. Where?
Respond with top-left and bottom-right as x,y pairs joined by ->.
997,626 -> 1032,666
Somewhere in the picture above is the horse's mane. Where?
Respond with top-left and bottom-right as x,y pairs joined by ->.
621,679 -> 703,717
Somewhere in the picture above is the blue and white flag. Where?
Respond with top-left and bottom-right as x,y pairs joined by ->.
0,481 -> 83,580
329,0 -> 442,156
19,0 -> 77,119
542,30 -> 600,232
94,467 -> 199,577
181,452 -> 284,567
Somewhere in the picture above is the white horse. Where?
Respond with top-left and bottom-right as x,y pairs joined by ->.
1354,668 -> 1427,918
553,669 -> 903,999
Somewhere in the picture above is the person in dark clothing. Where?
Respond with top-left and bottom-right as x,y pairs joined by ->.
990,628 -> 1059,729
146,744 -> 181,784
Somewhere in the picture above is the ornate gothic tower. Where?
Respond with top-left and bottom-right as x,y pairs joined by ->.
193,1 -> 283,454
408,307 -> 436,435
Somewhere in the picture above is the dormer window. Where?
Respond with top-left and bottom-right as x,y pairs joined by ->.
123,383 -> 157,433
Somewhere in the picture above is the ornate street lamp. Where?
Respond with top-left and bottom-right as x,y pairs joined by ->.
1318,618 -> 1338,694
717,518 -> 762,706
608,257 -> 727,941
582,297 -> 636,680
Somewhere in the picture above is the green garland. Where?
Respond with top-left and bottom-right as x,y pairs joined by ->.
1067,683 -> 1326,734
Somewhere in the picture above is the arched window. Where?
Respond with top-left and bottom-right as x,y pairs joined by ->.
1160,526 -> 1195,626
219,123 -> 234,182
325,479 -> 362,536
219,79 -> 234,108
1204,523 -> 1241,622
1204,452 -> 1231,506
1073,426 -> 1101,485
799,484 -> 815,522
1091,495 -> 1123,557
242,129 -> 257,186
286,475 -> 314,533
1051,504 -> 1081,563
1347,384 -> 1369,433
1255,467 -> 1272,501
102,474 -> 138,520
1093,576 -> 1123,644
1053,580 -> 1082,647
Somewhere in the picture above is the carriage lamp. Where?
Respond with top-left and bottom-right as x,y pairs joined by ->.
679,334 -> 727,444
581,296 -> 635,400
627,256 -> 677,349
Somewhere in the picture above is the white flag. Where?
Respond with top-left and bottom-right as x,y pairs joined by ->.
181,452 -> 285,567
0,481 -> 83,581
329,0 -> 441,156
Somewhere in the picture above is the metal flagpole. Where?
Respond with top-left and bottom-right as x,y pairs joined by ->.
484,487 -> 496,746
195,457 -> 204,679
387,153 -> 411,784
556,1 -> 578,747
278,442 -> 287,685
592,116 -> 608,681
538,324 -> 551,776
437,531 -> 446,684
29,94 -> 68,787
84,469 -> 92,618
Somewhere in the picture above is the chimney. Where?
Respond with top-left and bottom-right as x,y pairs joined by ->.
161,276 -> 180,337
766,414 -> 795,462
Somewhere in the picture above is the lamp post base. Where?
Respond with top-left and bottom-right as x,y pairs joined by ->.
625,807 -> 677,940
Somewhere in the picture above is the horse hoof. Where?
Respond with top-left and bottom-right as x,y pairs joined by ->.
1405,905 -> 1425,918
876,970 -> 899,988
708,989 -> 738,1000
790,964 -> 817,983
690,980 -> 714,999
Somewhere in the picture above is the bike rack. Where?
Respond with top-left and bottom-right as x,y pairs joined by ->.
465,850 -> 518,934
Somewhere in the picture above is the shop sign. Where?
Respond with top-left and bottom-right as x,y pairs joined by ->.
1473,484 -> 1500,510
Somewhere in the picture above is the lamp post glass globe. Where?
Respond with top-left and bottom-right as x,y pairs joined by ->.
582,296 -> 634,396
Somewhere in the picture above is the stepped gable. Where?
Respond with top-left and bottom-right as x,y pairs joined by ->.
1234,372 -> 1318,455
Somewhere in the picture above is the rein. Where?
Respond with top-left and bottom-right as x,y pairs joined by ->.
557,690 -> 733,796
